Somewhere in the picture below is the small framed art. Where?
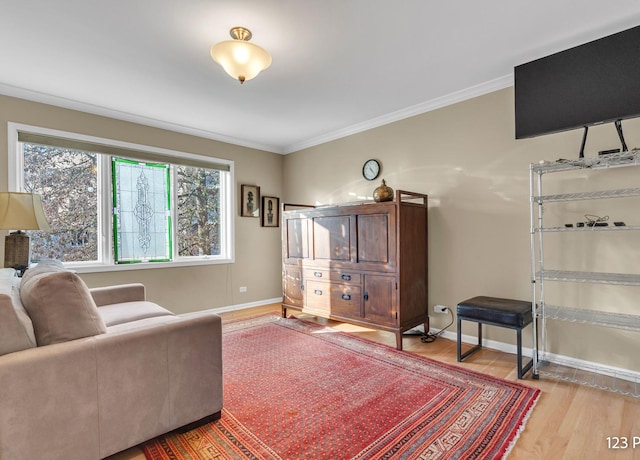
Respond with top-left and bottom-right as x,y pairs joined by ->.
241,184 -> 260,217
261,196 -> 280,227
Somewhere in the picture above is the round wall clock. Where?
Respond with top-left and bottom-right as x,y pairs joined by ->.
362,159 -> 381,181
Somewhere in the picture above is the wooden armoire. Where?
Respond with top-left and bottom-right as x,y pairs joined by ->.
281,190 -> 428,350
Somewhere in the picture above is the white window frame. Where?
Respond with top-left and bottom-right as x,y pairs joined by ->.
7,122 -> 235,273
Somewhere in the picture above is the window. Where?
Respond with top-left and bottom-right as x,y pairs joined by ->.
22,143 -> 99,263
112,158 -> 172,263
176,165 -> 222,257
9,123 -> 234,272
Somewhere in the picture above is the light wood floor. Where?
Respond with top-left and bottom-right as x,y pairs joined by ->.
108,304 -> 640,460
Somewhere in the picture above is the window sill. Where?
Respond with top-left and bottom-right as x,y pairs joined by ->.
61,257 -> 234,274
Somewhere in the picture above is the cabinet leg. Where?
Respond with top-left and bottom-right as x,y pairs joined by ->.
396,331 -> 403,350
281,305 -> 287,318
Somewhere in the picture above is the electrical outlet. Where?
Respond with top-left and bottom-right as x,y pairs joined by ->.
434,304 -> 448,314
239,286 -> 247,293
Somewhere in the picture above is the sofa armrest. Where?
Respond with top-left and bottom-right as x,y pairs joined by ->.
0,308 -> 222,460
94,312 -> 222,457
0,338 -> 101,460
90,283 -> 146,306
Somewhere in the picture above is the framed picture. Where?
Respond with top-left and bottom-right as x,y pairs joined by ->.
241,184 -> 260,217
261,196 -> 280,227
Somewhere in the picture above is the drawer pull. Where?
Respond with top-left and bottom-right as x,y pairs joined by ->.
314,271 -> 323,278
314,289 -> 323,295
341,293 -> 351,301
364,292 -> 369,301
341,274 -> 351,281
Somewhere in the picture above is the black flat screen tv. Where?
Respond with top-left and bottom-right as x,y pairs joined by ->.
515,25 -> 640,140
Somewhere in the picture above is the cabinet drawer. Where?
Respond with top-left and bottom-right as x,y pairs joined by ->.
304,268 -> 361,285
304,269 -> 330,281
330,271 -> 361,285
304,280 -> 362,318
305,280 -> 331,312
329,284 -> 362,317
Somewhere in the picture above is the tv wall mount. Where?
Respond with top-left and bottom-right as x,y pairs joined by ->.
579,119 -> 628,159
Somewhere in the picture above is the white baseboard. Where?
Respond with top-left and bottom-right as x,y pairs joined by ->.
537,351 -> 640,383
444,329 -> 533,356
209,297 -> 282,314
438,329 -> 640,384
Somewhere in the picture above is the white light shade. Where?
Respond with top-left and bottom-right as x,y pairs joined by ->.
210,39 -> 272,83
0,192 -> 51,231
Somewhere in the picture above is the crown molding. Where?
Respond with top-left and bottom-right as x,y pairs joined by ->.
283,74 -> 513,154
0,74 -> 514,156
0,83 -> 283,154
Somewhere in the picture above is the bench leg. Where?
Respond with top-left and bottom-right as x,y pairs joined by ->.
458,319 -> 482,362
459,317 -> 533,379
457,317 -> 462,361
517,327 -> 534,379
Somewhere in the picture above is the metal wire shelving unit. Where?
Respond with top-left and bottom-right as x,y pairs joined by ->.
530,150 -> 640,398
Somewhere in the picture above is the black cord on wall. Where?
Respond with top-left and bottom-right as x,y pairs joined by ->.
421,308 -> 454,343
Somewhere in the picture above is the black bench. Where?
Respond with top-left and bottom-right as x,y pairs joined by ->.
456,296 -> 534,379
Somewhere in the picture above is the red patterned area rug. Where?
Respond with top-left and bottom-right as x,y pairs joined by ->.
143,314 -> 540,459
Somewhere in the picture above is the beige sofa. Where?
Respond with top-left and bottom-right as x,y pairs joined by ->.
0,262 -> 223,459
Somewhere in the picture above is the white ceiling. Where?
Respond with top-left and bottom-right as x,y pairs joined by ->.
1,1 -> 640,154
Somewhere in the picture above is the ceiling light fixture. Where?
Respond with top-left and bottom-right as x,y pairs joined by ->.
210,27 -> 272,84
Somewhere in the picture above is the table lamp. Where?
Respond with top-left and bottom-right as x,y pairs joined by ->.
0,192 -> 50,272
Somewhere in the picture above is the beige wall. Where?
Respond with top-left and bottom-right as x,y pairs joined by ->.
284,87 -> 640,371
4,87 -> 640,371
0,94 -> 284,314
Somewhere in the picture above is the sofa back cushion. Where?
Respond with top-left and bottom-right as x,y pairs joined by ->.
0,269 -> 36,355
0,294 -> 36,355
19,259 -> 68,286
21,270 -> 107,346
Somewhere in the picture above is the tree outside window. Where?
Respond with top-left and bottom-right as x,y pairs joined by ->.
23,144 -> 98,263
177,166 -> 221,256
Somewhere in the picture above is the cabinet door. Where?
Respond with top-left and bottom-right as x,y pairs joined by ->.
363,274 -> 397,326
284,217 -> 309,262
283,266 -> 303,307
356,210 -> 395,270
313,216 -> 351,261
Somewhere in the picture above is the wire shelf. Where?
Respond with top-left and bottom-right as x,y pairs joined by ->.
538,270 -> 640,286
535,224 -> 640,233
534,187 -> 640,203
531,150 -> 640,398
536,360 -> 640,398
539,304 -> 640,331
532,150 -> 640,174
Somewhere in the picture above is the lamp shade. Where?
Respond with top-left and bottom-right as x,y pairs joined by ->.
210,27 -> 272,83
0,192 -> 51,231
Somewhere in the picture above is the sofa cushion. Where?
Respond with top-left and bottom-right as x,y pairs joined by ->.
20,259 -> 67,286
0,273 -> 36,349
0,294 -> 35,355
0,268 -> 17,279
98,301 -> 174,327
104,315 -> 180,334
20,271 -> 107,346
